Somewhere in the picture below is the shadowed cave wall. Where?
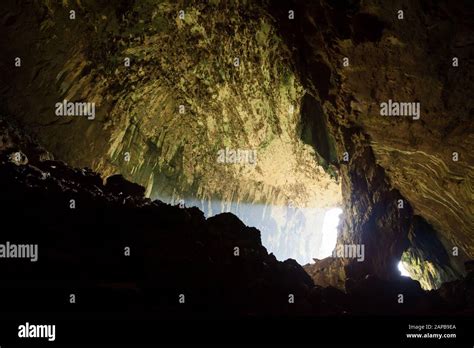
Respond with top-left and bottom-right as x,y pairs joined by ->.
0,0 -> 473,294
267,0 -> 473,290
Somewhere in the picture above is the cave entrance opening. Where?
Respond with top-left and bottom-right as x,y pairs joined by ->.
318,207 -> 343,259
167,195 -> 343,266
398,261 -> 410,277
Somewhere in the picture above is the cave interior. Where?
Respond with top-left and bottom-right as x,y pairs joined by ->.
0,0 -> 473,318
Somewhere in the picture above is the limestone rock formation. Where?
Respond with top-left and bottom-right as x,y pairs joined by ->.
0,0 -> 345,265
268,0 -> 474,289
0,0 -> 473,296
0,0 -> 341,211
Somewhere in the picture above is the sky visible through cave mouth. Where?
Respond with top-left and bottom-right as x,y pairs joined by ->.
398,261 -> 410,277
160,195 -> 342,265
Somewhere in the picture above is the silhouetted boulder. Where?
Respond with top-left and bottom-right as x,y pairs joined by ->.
105,174 -> 146,197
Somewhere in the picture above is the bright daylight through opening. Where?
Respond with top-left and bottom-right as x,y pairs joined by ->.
398,261 -> 410,277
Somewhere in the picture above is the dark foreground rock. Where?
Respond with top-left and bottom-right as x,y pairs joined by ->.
0,119 -> 472,317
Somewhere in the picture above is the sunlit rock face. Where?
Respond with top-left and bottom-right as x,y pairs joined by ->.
0,1 -> 342,263
401,217 -> 461,290
0,0 -> 343,265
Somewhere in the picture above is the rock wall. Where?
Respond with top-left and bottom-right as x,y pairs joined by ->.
268,0 -> 473,289
0,0 -> 341,211
0,0 -> 345,265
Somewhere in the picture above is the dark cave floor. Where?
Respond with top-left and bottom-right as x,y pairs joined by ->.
0,118 -> 472,318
